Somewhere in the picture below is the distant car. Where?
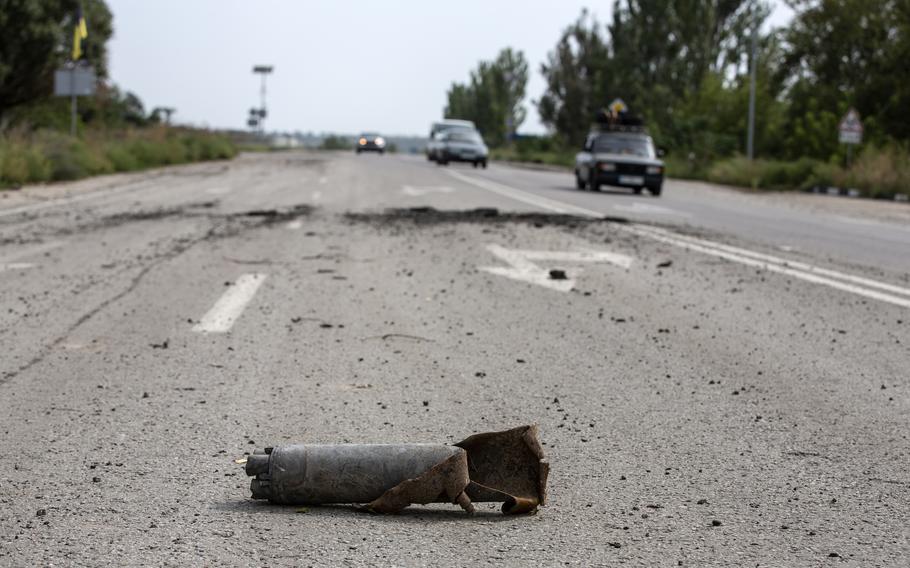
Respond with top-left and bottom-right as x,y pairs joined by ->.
434,129 -> 488,168
427,119 -> 476,161
574,117 -> 664,196
356,133 -> 386,154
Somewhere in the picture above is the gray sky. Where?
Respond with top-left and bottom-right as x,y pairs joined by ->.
107,1 -> 792,136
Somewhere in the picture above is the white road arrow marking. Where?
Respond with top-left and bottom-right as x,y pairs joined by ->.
479,244 -> 633,292
401,185 -> 455,197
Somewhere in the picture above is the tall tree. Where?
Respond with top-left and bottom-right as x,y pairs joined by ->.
444,48 -> 529,147
538,2 -> 770,151
537,11 -> 610,147
784,0 -> 909,150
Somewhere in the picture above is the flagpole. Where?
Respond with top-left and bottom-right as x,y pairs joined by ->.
70,63 -> 77,137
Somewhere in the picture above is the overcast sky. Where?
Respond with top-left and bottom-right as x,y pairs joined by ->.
107,1 -> 792,136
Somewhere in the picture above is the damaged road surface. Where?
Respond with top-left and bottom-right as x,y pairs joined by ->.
1,152 -> 909,566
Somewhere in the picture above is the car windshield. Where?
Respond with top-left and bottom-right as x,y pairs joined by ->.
446,130 -> 482,143
592,135 -> 654,158
361,133 -> 380,138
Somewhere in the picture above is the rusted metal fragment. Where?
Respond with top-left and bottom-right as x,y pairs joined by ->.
366,451 -> 474,514
244,425 -> 548,515
456,424 -> 549,514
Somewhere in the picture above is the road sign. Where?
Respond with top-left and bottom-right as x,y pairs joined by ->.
53,67 -> 96,96
838,108 -> 863,145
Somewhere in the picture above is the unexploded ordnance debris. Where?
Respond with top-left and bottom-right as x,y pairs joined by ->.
243,425 -> 548,514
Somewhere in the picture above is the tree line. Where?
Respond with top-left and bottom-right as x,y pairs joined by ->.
445,0 -> 910,166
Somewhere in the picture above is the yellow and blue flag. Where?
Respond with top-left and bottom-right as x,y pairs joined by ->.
72,5 -> 88,60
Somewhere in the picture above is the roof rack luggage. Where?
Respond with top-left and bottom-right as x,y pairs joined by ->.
592,108 -> 647,133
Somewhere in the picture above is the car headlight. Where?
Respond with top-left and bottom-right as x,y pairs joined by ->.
375,137 -> 385,146
359,138 -> 367,146
599,162 -> 616,171
646,166 -> 663,175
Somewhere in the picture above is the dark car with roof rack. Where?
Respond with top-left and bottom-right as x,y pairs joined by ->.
574,110 -> 665,196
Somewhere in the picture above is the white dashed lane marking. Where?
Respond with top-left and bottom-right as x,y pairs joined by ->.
192,273 -> 268,333
401,185 -> 455,197
612,202 -> 689,217
0,241 -> 64,273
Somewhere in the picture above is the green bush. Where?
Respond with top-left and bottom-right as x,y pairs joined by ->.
707,157 -> 823,191
104,144 -> 141,171
0,128 -> 237,188
663,154 -> 706,180
490,146 -> 575,168
0,141 -> 52,185
705,147 -> 910,198
320,135 -> 352,150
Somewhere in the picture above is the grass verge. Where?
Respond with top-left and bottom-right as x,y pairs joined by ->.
0,127 -> 237,188
704,148 -> 910,199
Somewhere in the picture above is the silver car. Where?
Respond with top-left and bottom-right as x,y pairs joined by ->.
433,129 -> 489,168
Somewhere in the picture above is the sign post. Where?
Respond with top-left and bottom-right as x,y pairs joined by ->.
838,108 -> 863,168
54,64 -> 96,137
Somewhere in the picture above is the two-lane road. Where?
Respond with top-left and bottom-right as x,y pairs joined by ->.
0,151 -> 907,566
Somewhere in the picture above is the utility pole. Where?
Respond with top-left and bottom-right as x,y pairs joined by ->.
504,71 -> 515,148
252,65 -> 273,136
746,24 -> 758,160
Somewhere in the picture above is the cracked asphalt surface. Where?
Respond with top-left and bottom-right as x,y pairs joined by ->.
1,152 -> 908,566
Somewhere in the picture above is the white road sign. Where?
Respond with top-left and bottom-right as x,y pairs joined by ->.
838,108 -> 863,145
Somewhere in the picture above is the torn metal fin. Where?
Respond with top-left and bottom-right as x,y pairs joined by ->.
244,425 -> 548,515
456,424 -> 549,514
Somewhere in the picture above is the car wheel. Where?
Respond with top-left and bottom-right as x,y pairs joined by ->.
633,186 -> 643,195
651,185 -> 662,197
575,171 -> 586,190
481,160 -> 487,169
588,171 -> 600,191
472,161 -> 479,168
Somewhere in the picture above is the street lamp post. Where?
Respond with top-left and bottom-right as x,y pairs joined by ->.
252,65 -> 273,136
746,25 -> 758,161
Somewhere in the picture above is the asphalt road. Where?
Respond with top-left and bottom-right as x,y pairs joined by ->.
1,151 -> 907,566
